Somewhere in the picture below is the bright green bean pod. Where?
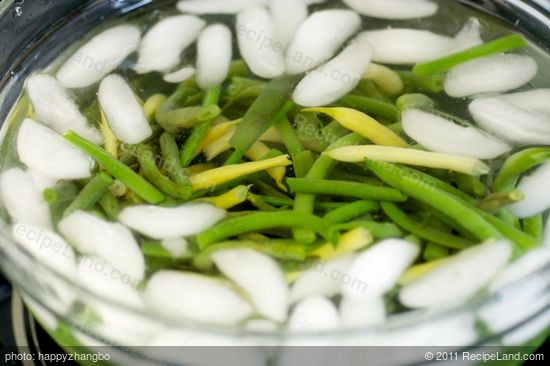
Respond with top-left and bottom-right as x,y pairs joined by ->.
476,190 -> 524,213
275,117 -> 305,157
354,79 -> 391,102
398,71 -> 444,93
136,145 -> 192,200
64,131 -> 165,204
227,75 -> 300,163
454,173 -> 487,199
477,210 -> 538,251
180,86 -> 222,167
493,148 -> 550,192
423,242 -> 450,261
381,202 -> 473,249
141,241 -> 174,259
159,132 -> 191,186
365,161 -> 503,242
193,239 -> 308,270
338,95 -> 400,122
330,220 -> 403,239
63,173 -> 114,217
98,190 -> 121,220
196,211 -> 336,249
522,215 -> 544,242
292,133 -> 364,242
413,34 -> 527,76
323,200 -> 380,224
287,178 -> 407,202
43,182 -> 79,224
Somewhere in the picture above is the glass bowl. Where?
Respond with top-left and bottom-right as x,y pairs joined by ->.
0,1 -> 549,365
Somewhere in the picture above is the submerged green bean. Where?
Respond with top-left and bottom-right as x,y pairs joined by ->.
159,132 -> 191,186
227,75 -> 300,163
64,172 -> 114,217
522,215 -> 544,242
287,178 -> 407,202
476,190 -> 524,213
136,145 -> 193,200
98,190 -> 121,220
493,147 -> 550,192
413,34 -> 527,76
338,95 -> 400,122
196,211 -> 336,249
292,133 -> 364,243
381,202 -> 473,249
180,86 -> 222,167
323,200 -> 380,224
365,161 -> 503,242
64,131 -> 165,204
193,239 -> 308,270
330,220 -> 403,239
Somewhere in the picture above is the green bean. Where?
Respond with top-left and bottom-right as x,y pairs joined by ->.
63,173 -> 114,217
155,87 -> 220,133
249,194 -> 346,210
476,190 -> 524,213
387,122 -> 404,135
141,241 -> 174,259
321,121 -> 350,143
365,160 -> 503,242
413,34 -> 527,76
522,215 -> 544,242
224,77 -> 265,109
477,210 -> 538,251
159,132 -> 191,186
493,148 -> 550,192
396,93 -> 435,112
287,178 -> 408,202
135,145 -> 192,200
454,173 -> 487,199
324,200 -> 380,224
196,211 -> 336,249
98,190 -> 121,220
337,95 -> 400,122
43,182 -> 79,224
354,79 -> 391,102
292,150 -> 316,178
193,239 -> 308,270
293,133 -> 364,242
227,60 -> 250,78
247,193 -> 278,211
376,163 -> 476,204
180,86 -> 222,167
275,117 -> 305,157
64,131 -> 165,204
250,178 -> 289,198
381,202 -> 473,249
423,242 -> 450,261
330,220 -> 403,239
227,75 -> 300,163
398,71 -> 444,93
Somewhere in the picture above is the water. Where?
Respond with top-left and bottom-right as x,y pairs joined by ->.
0,0 -> 549,349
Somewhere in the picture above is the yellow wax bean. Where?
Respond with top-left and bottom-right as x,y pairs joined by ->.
304,107 -> 408,147
364,63 -> 404,96
99,109 -> 118,157
325,145 -> 490,176
200,185 -> 250,209
143,94 -> 166,120
311,227 -> 373,260
398,258 -> 448,286
245,141 -> 287,191
190,155 -> 292,191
